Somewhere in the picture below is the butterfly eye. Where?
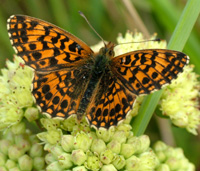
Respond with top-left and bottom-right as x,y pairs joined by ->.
108,49 -> 114,57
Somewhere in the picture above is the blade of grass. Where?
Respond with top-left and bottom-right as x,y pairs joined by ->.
24,0 -> 50,19
131,0 -> 200,136
48,0 -> 70,31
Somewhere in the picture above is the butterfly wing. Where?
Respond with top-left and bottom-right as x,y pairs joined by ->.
86,49 -> 189,129
111,49 -> 189,95
7,15 -> 93,72
33,66 -> 91,118
7,15 -> 93,118
86,71 -> 137,129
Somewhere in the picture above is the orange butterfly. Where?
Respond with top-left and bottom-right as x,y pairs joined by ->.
7,15 -> 189,129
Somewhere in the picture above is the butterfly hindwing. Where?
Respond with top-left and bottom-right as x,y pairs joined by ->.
86,72 -> 137,129
111,49 -> 189,95
7,15 -> 93,72
33,66 -> 91,118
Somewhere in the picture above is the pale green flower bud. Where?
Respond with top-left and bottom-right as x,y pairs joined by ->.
156,164 -> 170,171
29,135 -> 40,144
165,147 -> 183,159
116,124 -> 132,137
46,129 -> 62,144
5,159 -> 16,169
0,139 -> 12,155
84,152 -> 102,170
33,157 -> 45,170
14,135 -> 31,153
125,155 -> 140,170
179,158 -> 193,170
61,135 -> 74,152
153,141 -> 167,151
2,130 -> 14,144
155,151 -> 166,162
100,149 -> 114,164
112,155 -> 126,170
91,139 -> 106,154
0,107 -> 23,131
0,152 -> 6,166
46,161 -> 62,171
61,116 -> 77,132
120,143 -> 135,159
29,143 -> 43,157
18,154 -> 33,171
96,128 -> 115,142
111,131 -> 127,143
139,151 -> 159,170
58,153 -> 73,169
40,118 -> 60,130
71,149 -> 87,165
8,145 -> 24,161
48,144 -> 64,158
24,107 -> 39,122
45,153 -> 56,164
101,164 -> 117,171
74,132 -> 92,152
165,157 -> 180,170
137,135 -> 150,153
11,122 -> 26,135
126,136 -> 141,154
107,140 -> 121,154
171,112 -> 188,127
72,166 -> 88,171
37,132 -> 47,143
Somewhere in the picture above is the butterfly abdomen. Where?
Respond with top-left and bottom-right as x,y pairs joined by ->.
77,53 -> 110,116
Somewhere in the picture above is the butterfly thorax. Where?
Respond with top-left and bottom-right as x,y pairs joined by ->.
77,43 -> 114,119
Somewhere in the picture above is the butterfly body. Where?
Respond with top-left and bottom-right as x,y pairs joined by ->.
77,42 -> 114,118
7,15 -> 189,129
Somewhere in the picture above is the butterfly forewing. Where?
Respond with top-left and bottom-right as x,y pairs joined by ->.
111,49 -> 189,95
7,15 -> 93,72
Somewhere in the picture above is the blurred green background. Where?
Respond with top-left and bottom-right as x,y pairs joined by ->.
0,0 -> 199,169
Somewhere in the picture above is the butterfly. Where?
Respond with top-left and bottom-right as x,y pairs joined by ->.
7,15 -> 189,129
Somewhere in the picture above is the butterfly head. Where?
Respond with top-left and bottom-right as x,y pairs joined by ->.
99,42 -> 115,59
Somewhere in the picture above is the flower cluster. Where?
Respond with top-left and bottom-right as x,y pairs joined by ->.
153,141 -> 195,171
0,122 -> 45,171
160,65 -> 200,135
0,56 -> 34,130
38,118 -> 160,171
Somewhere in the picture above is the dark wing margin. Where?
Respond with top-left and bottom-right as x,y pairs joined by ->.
7,15 -> 93,72
111,49 -> 189,95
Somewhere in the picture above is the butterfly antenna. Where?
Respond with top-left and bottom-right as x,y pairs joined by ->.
79,11 -> 106,46
115,38 -> 162,47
